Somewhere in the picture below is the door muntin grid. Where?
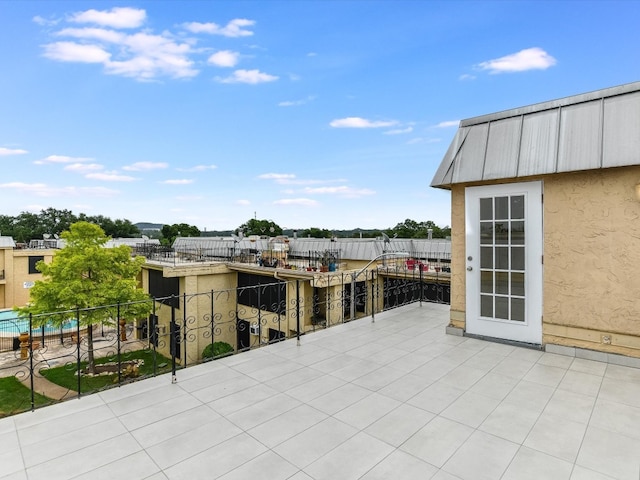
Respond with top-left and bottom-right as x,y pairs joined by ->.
479,194 -> 526,322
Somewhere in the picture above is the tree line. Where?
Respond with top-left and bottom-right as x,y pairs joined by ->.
0,208 -> 140,244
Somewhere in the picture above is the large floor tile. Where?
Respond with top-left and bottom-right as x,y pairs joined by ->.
440,391 -> 500,428
400,416 -> 474,468
502,446 -> 572,480
576,426 -> 640,480
442,430 -> 519,480
524,412 -> 587,462
479,402 -> 540,444
333,392 -> 401,430
163,433 -> 267,480
365,403 -> 435,447
360,450 -> 438,480
247,404 -> 327,448
273,417 -> 358,469
304,432 -> 394,480
407,380 -> 466,414
216,451 -> 298,480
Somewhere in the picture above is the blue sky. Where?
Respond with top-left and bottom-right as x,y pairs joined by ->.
1,1 -> 639,232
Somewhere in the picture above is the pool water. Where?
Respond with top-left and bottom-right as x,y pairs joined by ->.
0,309 -> 78,335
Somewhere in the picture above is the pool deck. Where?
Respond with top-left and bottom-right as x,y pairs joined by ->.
1,302 -> 639,480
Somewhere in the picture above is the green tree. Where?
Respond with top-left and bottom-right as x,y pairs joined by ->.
160,223 -> 200,246
299,227 -> 333,238
15,222 -> 151,374
387,219 -> 450,239
237,219 -> 282,237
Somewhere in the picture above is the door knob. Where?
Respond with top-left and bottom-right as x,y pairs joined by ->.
467,266 -> 473,271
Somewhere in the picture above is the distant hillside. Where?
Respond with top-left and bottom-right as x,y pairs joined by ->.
135,222 -> 164,231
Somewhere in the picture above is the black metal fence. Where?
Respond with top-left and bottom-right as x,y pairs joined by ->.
0,268 -> 449,417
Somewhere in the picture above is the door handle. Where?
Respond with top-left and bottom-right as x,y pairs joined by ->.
467,266 -> 473,271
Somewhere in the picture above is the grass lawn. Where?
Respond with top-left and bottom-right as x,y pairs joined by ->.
0,376 -> 51,417
41,349 -> 173,393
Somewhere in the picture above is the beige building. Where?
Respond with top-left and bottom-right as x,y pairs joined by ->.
432,81 -> 640,359
0,237 -> 55,309
137,237 -> 451,364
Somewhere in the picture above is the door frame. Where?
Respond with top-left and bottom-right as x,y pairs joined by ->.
465,181 -> 543,344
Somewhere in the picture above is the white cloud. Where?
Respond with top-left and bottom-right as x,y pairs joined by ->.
435,120 -> 459,128
33,15 -> 59,27
476,47 -> 557,74
183,19 -> 255,37
303,186 -> 375,197
86,172 -> 135,181
278,95 -> 316,107
56,27 -> 125,43
459,73 -> 476,81
384,127 -> 413,135
208,50 -> 240,67
104,32 -> 197,80
236,199 -> 251,205
215,69 -> 278,84
329,117 -> 398,128
259,173 -> 295,180
273,198 -> 319,206
123,161 -> 168,171
69,7 -> 146,29
162,179 -> 194,185
37,154 -> 93,164
176,165 -> 217,172
0,147 -> 28,156
64,163 -> 103,173
0,182 -> 118,197
43,41 -> 111,63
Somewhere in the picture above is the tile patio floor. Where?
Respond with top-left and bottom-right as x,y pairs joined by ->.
1,302 -> 640,480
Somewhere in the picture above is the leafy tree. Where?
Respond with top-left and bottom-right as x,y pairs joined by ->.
237,219 -> 282,237
15,222 -> 151,374
160,223 -> 201,246
387,219 -> 450,239
299,227 -> 333,238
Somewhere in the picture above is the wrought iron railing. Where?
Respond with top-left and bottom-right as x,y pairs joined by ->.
0,268 -> 449,417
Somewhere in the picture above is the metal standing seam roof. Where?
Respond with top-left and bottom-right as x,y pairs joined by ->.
431,80 -> 640,189
172,237 -> 451,261
0,236 -> 16,248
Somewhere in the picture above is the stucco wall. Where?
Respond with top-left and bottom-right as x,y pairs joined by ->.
448,166 -> 640,357
449,184 -> 466,328
544,166 -> 640,356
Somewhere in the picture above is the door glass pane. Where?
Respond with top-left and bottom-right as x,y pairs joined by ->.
511,195 -> 525,219
511,298 -> 525,321
480,247 -> 493,269
480,198 -> 493,220
495,197 -> 509,220
495,247 -> 509,269
481,271 -> 493,293
495,272 -> 509,295
481,295 -> 493,317
495,222 -> 509,244
495,296 -> 509,319
511,247 -> 525,270
480,222 -> 493,244
511,221 -> 525,245
511,272 -> 525,296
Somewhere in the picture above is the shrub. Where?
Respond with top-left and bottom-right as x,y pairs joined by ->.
202,341 -> 234,361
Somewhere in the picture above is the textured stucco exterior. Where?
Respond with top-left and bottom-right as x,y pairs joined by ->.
544,166 -> 640,356
448,166 -> 640,357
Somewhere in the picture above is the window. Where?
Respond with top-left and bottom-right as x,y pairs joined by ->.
28,256 -> 44,274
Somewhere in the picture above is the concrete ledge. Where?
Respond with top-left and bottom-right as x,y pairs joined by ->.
545,343 -> 640,369
445,325 -> 464,337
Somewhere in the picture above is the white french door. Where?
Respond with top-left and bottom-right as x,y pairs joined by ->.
465,182 -> 543,344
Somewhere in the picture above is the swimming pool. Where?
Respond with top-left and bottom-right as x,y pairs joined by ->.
0,309 -> 78,336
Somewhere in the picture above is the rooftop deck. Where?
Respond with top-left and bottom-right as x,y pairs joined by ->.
1,303 -> 639,479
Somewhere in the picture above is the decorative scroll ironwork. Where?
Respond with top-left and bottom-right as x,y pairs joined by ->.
0,269 -> 449,417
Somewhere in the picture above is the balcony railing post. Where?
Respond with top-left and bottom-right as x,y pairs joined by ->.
29,313 -> 35,411
170,298 -> 177,384
371,270 -> 375,323
296,280 -> 301,346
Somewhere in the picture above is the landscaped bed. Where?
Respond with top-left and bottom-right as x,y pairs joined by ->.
40,349 -> 173,394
